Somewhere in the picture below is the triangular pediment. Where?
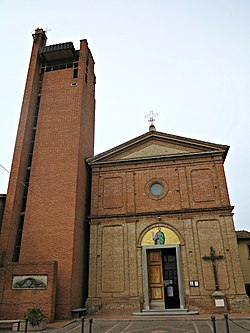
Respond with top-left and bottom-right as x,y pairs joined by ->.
119,142 -> 198,160
87,130 -> 229,165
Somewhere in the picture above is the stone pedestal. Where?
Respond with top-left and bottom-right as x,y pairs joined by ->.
13,320 -> 46,331
212,290 -> 228,313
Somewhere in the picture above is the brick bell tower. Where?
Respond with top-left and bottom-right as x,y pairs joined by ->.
0,28 -> 95,320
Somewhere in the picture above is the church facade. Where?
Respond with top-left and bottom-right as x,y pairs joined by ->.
86,126 -> 249,315
0,29 -> 249,321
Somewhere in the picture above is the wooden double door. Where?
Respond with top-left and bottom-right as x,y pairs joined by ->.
147,248 -> 180,309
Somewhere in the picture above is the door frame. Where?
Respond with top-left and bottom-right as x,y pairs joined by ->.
142,244 -> 185,310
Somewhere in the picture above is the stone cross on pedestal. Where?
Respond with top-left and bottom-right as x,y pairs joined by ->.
202,247 -> 224,291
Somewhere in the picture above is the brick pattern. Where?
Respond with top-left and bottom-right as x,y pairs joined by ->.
90,155 -> 230,217
87,140 -> 248,314
0,195 -> 6,232
0,30 -> 46,264
0,262 -> 57,322
0,30 -> 95,320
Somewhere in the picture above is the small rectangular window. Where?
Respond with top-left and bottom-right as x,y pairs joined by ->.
31,128 -> 36,141
73,68 -> 78,79
25,170 -> 30,183
35,105 -> 39,115
29,140 -> 35,153
36,96 -> 41,106
23,185 -> 29,198
27,153 -> 33,167
21,197 -> 27,212
33,115 -> 38,128
59,64 -> 66,70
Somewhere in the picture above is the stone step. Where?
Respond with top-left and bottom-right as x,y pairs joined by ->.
134,309 -> 198,316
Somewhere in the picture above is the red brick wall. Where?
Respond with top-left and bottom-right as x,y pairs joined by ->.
87,148 -> 248,314
0,29 -> 46,264
90,155 -> 230,216
0,261 -> 57,322
0,31 -> 95,320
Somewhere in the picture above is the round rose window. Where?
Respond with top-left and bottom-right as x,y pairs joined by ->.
145,178 -> 168,200
150,183 -> 164,196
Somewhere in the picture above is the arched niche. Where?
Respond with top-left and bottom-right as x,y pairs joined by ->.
141,226 -> 180,246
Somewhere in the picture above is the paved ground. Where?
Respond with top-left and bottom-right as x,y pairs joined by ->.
50,317 -> 250,333
2,315 -> 250,332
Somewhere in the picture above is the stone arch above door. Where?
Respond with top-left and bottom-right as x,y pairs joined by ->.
141,226 -> 180,246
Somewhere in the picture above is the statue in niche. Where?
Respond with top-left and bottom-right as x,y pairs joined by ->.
152,227 -> 165,245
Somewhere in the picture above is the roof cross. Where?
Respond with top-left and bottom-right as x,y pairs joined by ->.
202,247 -> 224,291
145,110 -> 158,126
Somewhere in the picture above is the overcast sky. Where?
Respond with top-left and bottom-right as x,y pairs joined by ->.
0,0 -> 249,230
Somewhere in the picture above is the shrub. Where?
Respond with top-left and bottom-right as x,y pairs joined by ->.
26,307 -> 45,326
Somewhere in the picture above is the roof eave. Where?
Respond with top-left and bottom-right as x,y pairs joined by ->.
87,150 -> 227,167
88,130 -> 229,165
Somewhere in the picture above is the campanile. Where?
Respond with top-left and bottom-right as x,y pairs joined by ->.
0,28 -> 95,320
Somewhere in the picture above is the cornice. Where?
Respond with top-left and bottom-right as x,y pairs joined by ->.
88,206 -> 234,221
